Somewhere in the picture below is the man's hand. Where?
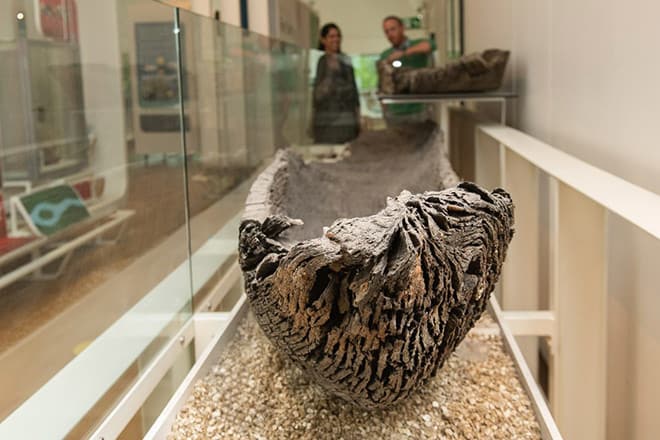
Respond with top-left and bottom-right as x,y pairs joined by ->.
386,50 -> 406,63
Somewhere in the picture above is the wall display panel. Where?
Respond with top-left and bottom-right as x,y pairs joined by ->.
135,22 -> 185,109
127,2 -> 199,155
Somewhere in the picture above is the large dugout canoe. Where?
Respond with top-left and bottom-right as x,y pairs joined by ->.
238,123 -> 515,408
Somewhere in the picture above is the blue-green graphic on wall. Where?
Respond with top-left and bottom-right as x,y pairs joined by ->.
20,185 -> 90,236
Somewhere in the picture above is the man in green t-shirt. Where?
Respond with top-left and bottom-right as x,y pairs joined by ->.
379,15 -> 436,125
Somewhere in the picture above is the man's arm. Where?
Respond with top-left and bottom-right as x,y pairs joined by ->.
405,39 -> 432,55
386,39 -> 434,62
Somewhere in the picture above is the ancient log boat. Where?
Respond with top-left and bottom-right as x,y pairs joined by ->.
238,123 -> 514,408
378,49 -> 510,95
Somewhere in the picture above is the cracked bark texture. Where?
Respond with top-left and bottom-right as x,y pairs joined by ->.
239,125 -> 514,408
378,49 -> 510,95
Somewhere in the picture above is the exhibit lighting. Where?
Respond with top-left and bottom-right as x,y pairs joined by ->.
16,12 -> 25,20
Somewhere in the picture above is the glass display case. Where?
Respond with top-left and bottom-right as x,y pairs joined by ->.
0,1 -> 567,439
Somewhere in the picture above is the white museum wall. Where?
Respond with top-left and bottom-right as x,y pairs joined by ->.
463,1 -> 660,439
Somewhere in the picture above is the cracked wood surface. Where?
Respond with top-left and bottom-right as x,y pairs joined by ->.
238,125 -> 514,408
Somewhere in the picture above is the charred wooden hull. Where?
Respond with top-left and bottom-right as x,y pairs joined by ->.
378,49 -> 510,95
238,125 -> 514,408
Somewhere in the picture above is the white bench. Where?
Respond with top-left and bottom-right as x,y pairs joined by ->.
0,184 -> 134,290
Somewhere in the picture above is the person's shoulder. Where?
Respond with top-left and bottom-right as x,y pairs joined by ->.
379,47 -> 393,60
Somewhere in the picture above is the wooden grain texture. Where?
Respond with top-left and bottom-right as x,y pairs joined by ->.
238,127 -> 514,408
378,49 -> 510,95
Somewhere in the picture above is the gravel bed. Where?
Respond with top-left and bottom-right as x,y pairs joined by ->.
169,312 -> 541,440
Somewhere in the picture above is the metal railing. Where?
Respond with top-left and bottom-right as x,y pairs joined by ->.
475,123 -> 660,440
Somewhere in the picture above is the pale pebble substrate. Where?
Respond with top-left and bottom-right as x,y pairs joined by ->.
169,313 -> 541,440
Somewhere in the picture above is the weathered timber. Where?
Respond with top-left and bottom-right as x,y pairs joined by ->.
378,49 -> 510,95
238,124 -> 514,408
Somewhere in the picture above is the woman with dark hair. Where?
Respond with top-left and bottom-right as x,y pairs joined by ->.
312,23 -> 360,144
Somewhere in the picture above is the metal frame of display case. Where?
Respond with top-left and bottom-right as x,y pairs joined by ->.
139,283 -> 562,439
474,123 -> 660,440
91,263 -> 249,440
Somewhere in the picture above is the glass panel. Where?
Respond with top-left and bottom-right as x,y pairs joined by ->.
0,1 -> 193,437
173,9 -> 316,313
243,31 -> 277,162
0,1 -> 400,437
276,40 -> 312,147
173,13 -> 249,311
